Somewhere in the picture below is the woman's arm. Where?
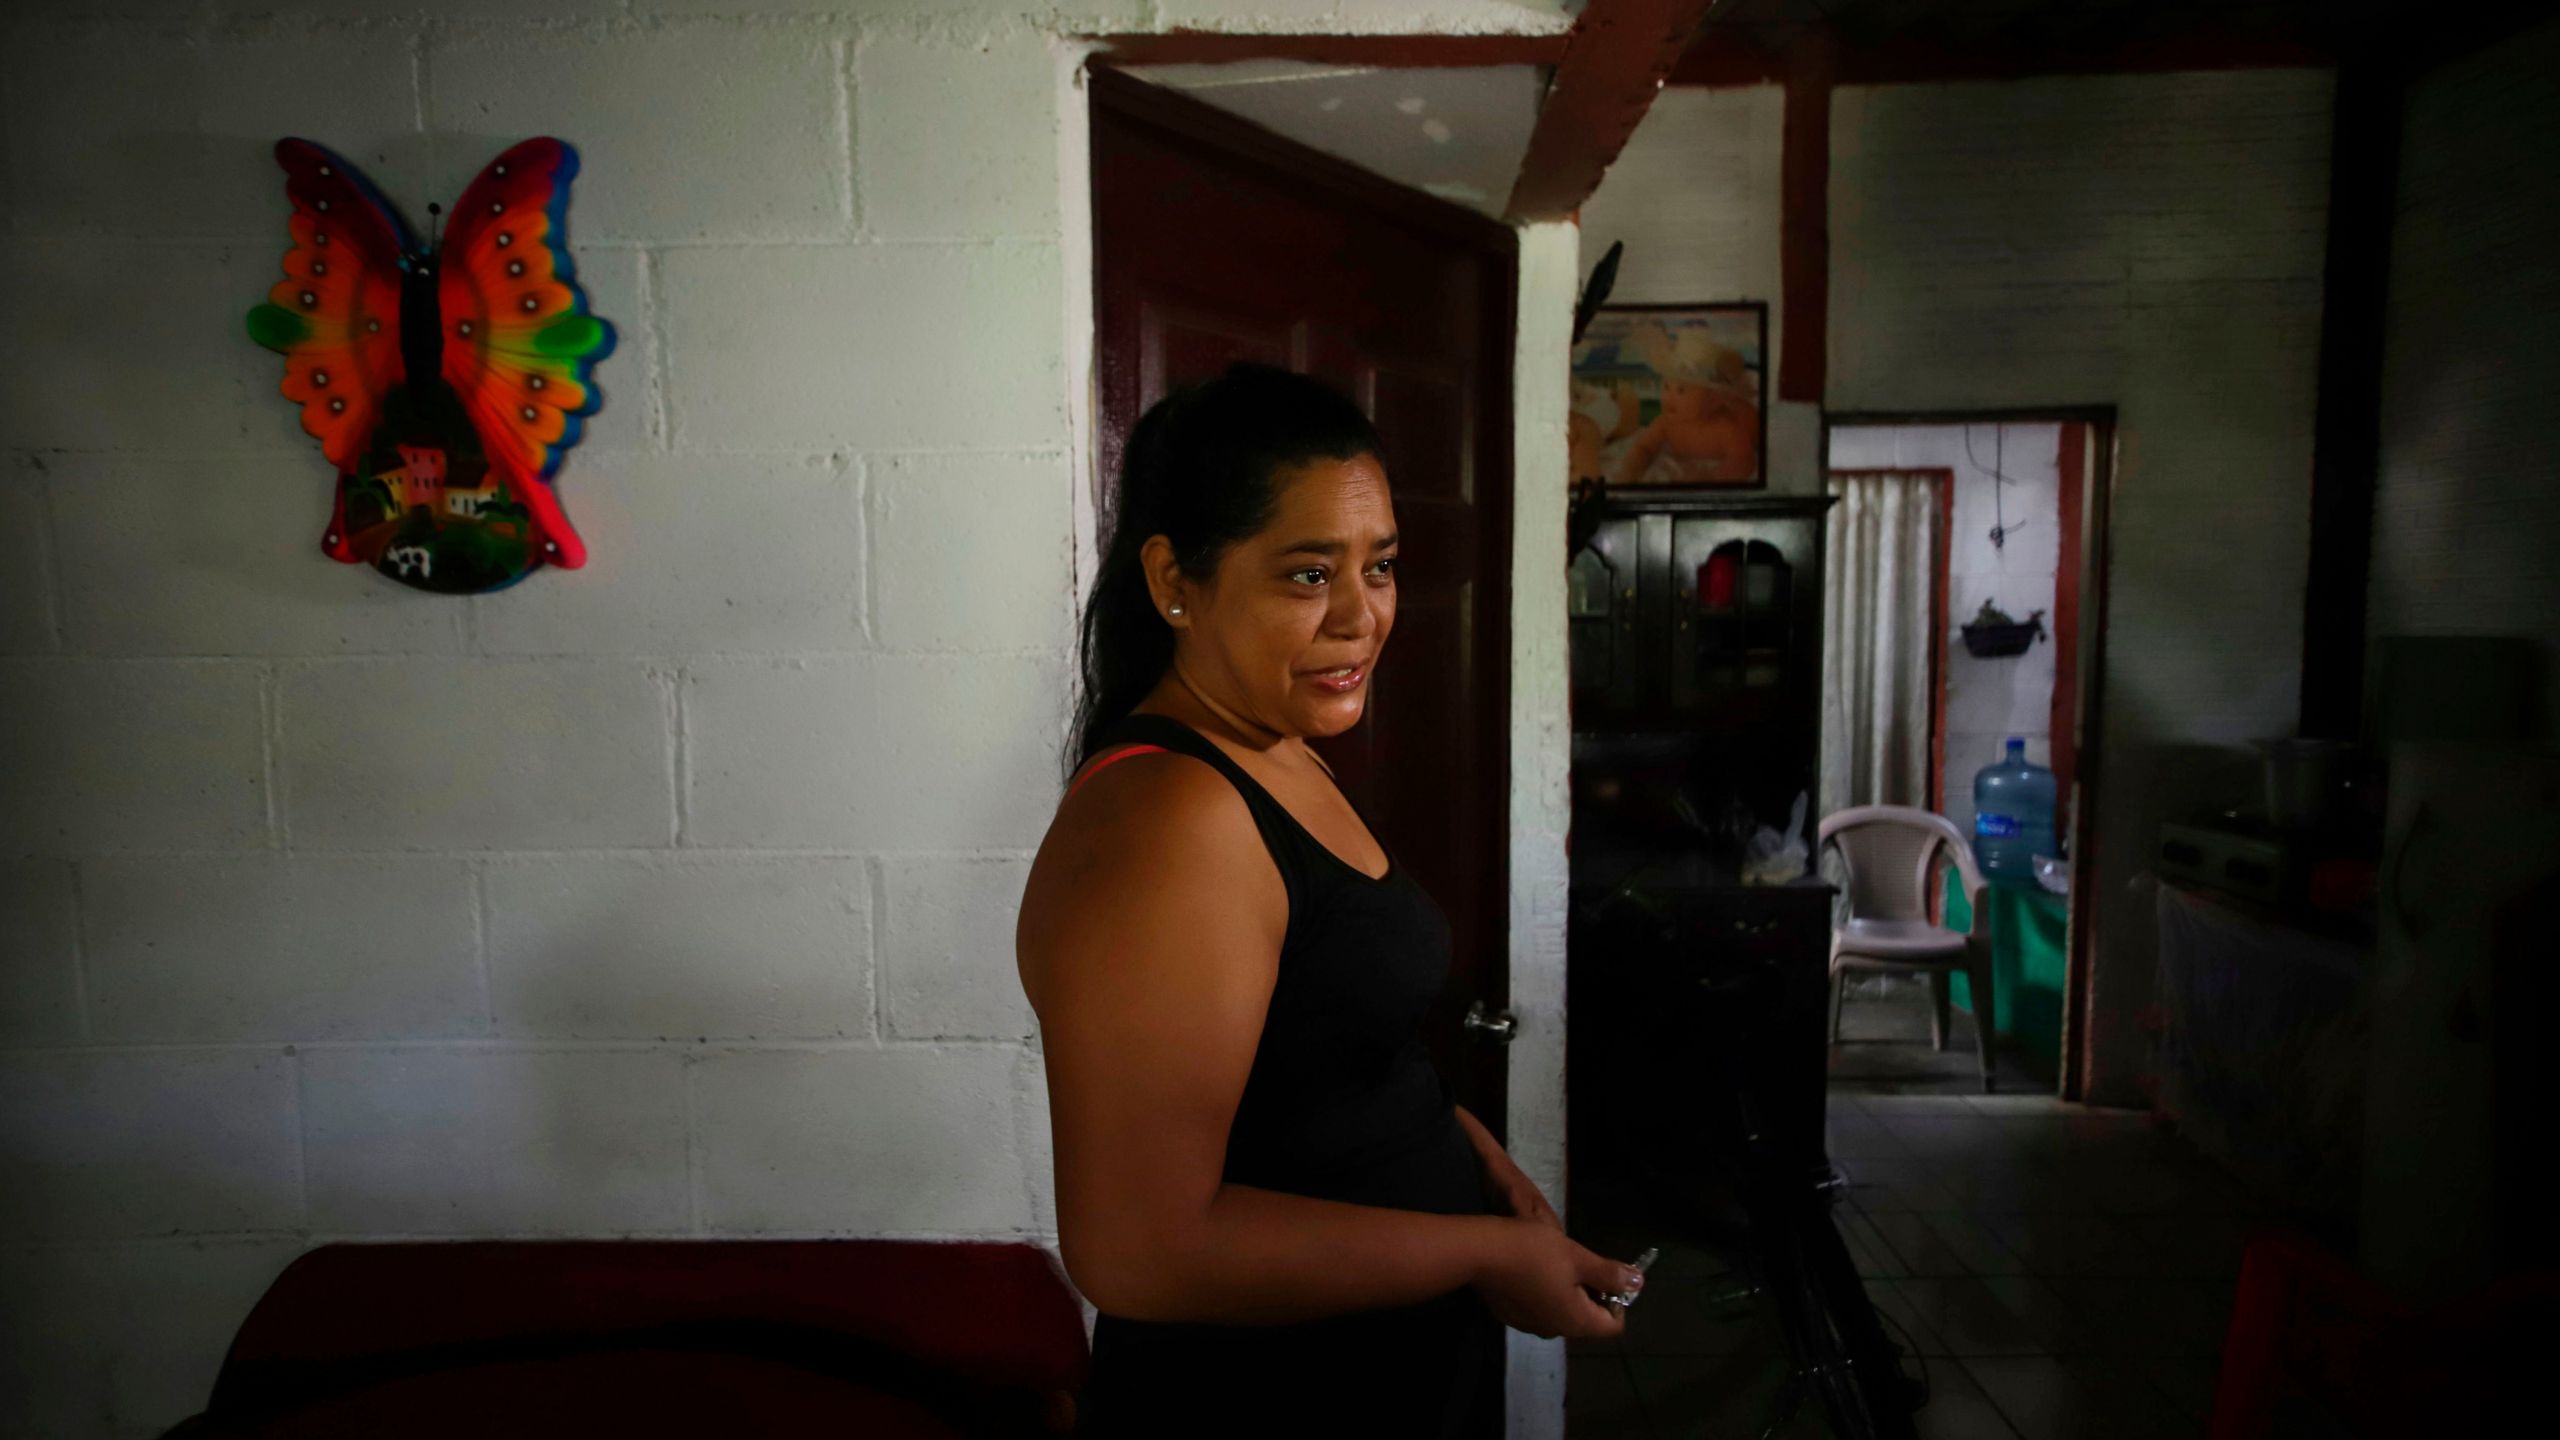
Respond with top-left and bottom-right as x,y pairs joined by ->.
1020,752 -> 1513,1326
1453,1104 -> 1562,1230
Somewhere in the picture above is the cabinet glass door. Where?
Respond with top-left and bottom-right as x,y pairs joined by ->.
1570,516 -> 1646,715
1670,517 -> 1795,715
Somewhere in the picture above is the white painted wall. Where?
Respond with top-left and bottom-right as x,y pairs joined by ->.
1830,422 -> 2063,838
1576,86 -> 1820,490
1504,217 -> 1577,1436
2371,16 -> 2560,741
0,2 -> 1583,1434
1580,68 -> 2336,1103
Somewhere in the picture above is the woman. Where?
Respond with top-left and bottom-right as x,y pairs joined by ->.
1017,363 -> 1643,1436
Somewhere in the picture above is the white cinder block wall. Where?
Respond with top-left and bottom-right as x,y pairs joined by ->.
1584,69 -> 2335,1103
0,3 -> 1584,1435
2371,16 -> 2560,739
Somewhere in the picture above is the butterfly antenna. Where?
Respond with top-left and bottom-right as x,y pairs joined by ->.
427,201 -> 442,252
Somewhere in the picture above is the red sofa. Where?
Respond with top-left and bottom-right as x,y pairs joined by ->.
163,1240 -> 1091,1438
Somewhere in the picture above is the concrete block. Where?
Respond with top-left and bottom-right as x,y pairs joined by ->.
685,653 -> 1066,849
1012,1044 -> 1056,1236
0,660 -> 268,852
81,855 -> 483,1044
852,654 -> 1070,848
0,23 -> 424,242
278,659 -> 674,850
693,1044 -> 1031,1234
304,0 -> 623,15
638,0 -> 1142,19
3,0 -> 203,20
1581,87 -> 1781,303
0,858 -> 81,1044
857,33 -> 1061,241
1157,0 -> 1344,30
0,239 -> 295,455
869,452 -> 1072,652
429,29 -> 844,244
45,455 -> 464,658
1825,426 -> 1899,471
0,1049 -> 301,1240
473,454 -> 861,656
1336,1 -> 1578,30
1944,655 -> 2058,745
660,243 -> 1065,452
880,854 -> 1034,1040
0,1238 -> 305,1440
303,1047 -> 688,1234
487,854 -> 869,1040
0,458 -> 55,653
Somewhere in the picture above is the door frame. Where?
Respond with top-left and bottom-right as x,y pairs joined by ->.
1822,407 -> 2119,1103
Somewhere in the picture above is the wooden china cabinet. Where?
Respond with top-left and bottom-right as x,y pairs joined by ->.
1566,492 -> 1840,1188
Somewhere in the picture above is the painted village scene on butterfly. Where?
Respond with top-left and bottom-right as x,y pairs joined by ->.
333,394 -> 539,593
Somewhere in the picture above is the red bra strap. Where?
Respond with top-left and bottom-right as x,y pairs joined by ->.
1064,743 -> 1170,804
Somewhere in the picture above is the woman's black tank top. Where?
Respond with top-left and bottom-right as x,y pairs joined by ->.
1068,712 -> 1503,1438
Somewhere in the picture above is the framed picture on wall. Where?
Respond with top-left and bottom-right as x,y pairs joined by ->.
1569,302 -> 1769,490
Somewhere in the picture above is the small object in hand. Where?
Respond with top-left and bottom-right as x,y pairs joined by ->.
1602,1246 -> 1660,1310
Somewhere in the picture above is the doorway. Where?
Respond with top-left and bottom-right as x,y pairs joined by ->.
1822,412 -> 2117,1099
1087,69 -> 1520,1140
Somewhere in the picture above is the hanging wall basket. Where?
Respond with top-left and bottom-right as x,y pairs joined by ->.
1960,606 -> 2047,658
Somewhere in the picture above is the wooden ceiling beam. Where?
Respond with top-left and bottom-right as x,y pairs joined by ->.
1503,0 -> 1725,222
1775,26 -> 1833,404
1667,20 -> 2336,90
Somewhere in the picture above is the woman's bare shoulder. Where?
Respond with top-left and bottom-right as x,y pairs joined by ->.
1024,753 -> 1254,886
1018,737 -> 1269,907
1018,748 -> 1282,991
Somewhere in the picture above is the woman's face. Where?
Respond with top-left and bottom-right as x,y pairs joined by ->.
1166,451 -> 1399,741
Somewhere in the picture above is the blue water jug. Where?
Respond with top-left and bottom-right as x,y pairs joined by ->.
1972,737 -> 2059,881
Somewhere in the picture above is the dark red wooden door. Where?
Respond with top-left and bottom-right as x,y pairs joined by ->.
1091,69 -> 1519,1144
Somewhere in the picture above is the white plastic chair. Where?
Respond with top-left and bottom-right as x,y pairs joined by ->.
1817,804 -> 1997,1091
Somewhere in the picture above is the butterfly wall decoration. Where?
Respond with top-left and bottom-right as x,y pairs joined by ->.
245,136 -> 614,594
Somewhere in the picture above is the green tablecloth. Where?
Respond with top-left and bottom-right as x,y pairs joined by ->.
1943,869 -> 2069,1066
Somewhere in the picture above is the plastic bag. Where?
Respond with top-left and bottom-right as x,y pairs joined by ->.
1740,790 -> 1810,886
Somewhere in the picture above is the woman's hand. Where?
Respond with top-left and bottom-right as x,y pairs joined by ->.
1454,1105 -> 1562,1230
1472,1218 -> 1642,1341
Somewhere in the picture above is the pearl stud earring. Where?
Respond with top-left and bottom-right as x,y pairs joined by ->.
1169,605 -> 1184,615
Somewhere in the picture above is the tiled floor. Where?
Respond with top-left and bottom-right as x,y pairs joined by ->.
1564,979 -> 2259,1439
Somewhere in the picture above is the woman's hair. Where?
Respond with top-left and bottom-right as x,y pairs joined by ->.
1068,361 -> 1384,775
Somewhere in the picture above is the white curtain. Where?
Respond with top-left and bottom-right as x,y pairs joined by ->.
1821,472 -> 1941,822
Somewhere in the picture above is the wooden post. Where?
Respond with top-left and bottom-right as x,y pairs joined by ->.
1778,27 -> 1835,404
1504,0 -> 1720,222
2298,23 -> 2403,738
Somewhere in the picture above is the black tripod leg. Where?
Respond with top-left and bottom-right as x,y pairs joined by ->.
1796,1202 -> 1921,1440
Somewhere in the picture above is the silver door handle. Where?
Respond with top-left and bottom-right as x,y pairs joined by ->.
1462,1000 -> 1518,1043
